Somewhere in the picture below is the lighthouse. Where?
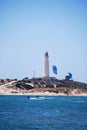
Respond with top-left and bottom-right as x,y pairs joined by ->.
43,51 -> 49,77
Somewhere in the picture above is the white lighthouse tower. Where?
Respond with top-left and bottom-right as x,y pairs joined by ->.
43,51 -> 49,78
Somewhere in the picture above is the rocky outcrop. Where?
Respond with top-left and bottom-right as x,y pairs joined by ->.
0,78 -> 87,95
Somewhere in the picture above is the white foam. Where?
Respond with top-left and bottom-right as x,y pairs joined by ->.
30,96 -> 45,100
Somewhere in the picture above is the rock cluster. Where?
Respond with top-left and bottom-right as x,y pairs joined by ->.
0,77 -> 87,95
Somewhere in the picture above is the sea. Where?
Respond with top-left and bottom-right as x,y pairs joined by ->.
0,95 -> 87,130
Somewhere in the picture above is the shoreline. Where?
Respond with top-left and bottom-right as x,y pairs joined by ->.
0,92 -> 87,96
0,78 -> 87,97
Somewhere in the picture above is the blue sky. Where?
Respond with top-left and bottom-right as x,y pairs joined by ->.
0,0 -> 87,82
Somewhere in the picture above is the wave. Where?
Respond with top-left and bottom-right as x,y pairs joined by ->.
74,100 -> 87,103
29,96 -> 45,100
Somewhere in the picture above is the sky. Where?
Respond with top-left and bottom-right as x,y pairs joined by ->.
0,0 -> 87,83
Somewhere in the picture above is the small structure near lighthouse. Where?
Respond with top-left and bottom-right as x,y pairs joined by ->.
43,51 -> 49,78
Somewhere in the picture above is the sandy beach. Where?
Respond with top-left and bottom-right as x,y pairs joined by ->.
0,79 -> 87,96
0,87 -> 87,96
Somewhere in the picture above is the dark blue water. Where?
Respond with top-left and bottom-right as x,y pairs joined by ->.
0,95 -> 87,130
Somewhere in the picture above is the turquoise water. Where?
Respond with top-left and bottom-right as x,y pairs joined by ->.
0,95 -> 87,130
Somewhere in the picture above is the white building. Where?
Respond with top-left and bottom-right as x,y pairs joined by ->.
43,51 -> 49,77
